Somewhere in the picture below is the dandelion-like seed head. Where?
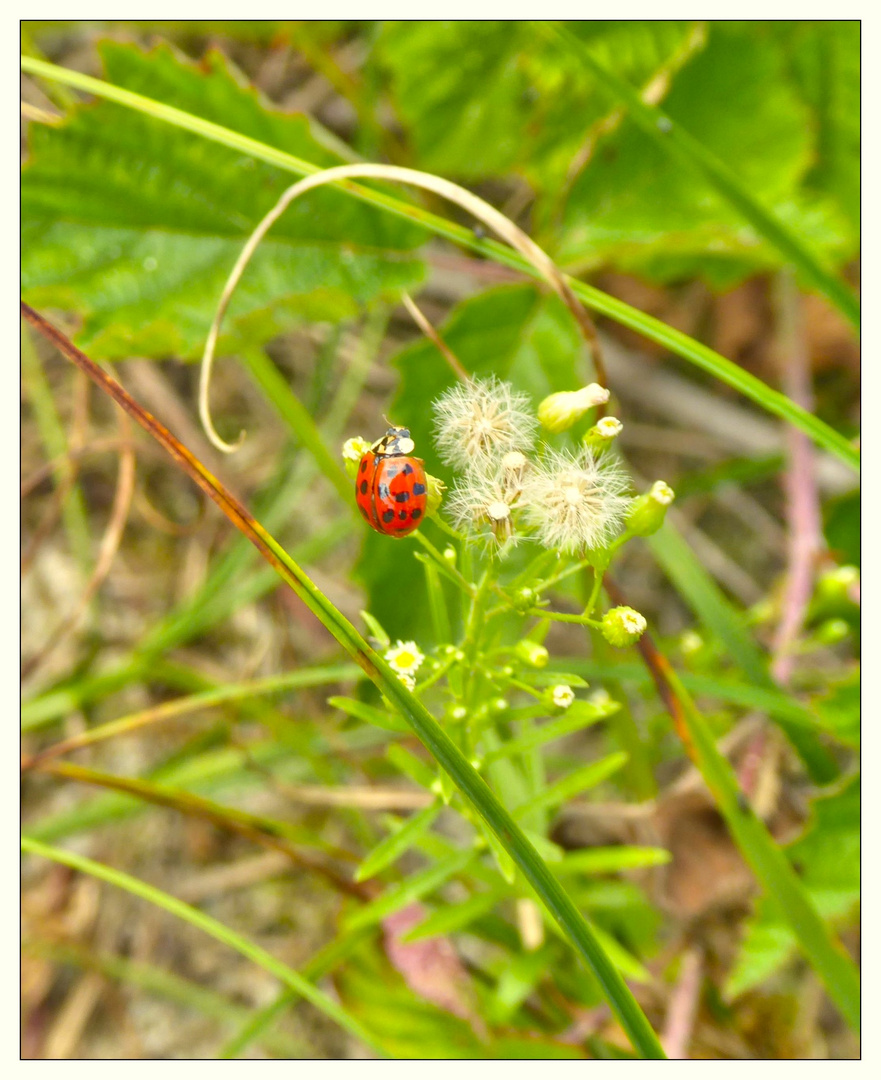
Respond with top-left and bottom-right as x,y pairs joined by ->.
433,376 -> 538,470
446,464 -> 527,546
384,640 -> 425,677
523,448 -> 630,553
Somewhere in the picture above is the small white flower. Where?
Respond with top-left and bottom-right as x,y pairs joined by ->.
384,640 -> 425,676
433,376 -> 538,469
552,684 -> 575,709
522,448 -> 630,553
538,384 -> 610,433
650,480 -> 675,506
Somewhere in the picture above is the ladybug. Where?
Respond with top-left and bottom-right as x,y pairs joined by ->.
356,426 -> 427,537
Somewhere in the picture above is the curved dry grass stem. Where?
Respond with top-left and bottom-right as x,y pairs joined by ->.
200,163 -> 607,451
400,293 -> 470,382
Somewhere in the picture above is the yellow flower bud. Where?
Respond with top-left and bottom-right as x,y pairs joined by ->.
341,436 -> 371,479
601,606 -> 647,647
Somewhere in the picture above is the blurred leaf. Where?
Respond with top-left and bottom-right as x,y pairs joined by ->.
824,489 -> 861,567
559,24 -> 854,285
376,20 -> 697,188
515,753 -> 629,819
726,775 -> 860,999
328,695 -> 411,734
810,672 -> 860,750
21,41 -> 425,358
345,849 -> 475,931
402,888 -> 507,942
356,805 -> 441,881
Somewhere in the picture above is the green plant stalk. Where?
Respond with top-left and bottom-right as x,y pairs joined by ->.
20,55 -> 858,473
22,301 -> 665,1058
545,24 -> 860,329
21,836 -> 387,1055
658,667 -> 860,1031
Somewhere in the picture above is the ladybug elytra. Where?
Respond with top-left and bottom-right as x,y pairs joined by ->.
355,427 -> 427,537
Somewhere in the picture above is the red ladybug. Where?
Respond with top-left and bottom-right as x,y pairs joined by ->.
356,426 -> 427,537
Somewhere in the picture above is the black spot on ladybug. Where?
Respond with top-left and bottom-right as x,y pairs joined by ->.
402,463 -> 414,475
359,504 -> 369,518
359,481 -> 368,494
399,510 -> 408,520
382,509 -> 395,523
412,483 -> 426,496
360,459 -> 368,472
378,483 -> 390,499
395,491 -> 410,503
411,508 -> 422,520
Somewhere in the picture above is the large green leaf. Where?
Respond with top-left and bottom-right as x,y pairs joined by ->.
21,41 -> 425,357
376,20 -> 697,186
559,24 -> 854,285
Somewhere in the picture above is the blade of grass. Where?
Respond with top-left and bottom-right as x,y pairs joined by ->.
546,23 -> 860,329
20,55 -> 858,473
23,301 -> 666,1059
21,836 -> 386,1056
355,804 -> 441,882
23,938 -> 310,1058
648,524 -> 838,782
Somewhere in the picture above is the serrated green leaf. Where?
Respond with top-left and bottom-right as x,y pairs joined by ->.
21,41 -> 425,358
356,804 -> 441,882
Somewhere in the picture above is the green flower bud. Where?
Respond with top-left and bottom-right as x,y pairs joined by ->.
817,565 -> 859,604
341,436 -> 371,479
601,606 -> 647,647
626,480 -> 675,536
514,640 -> 549,668
582,416 -> 623,453
538,384 -> 610,434
512,586 -> 537,613
815,618 -> 850,645
442,546 -> 457,564
425,473 -> 447,517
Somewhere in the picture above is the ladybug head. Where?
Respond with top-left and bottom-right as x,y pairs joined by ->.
371,425 -> 415,457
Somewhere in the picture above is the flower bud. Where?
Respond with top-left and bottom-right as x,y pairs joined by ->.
341,436 -> 371,479
601,606 -> 647,647
626,480 -> 675,536
815,618 -> 850,645
425,473 -> 447,517
512,586 -> 537,613
817,565 -> 860,604
514,640 -> 549,668
547,684 -> 575,710
538,384 -> 610,434
583,416 -> 623,452
442,546 -> 457,564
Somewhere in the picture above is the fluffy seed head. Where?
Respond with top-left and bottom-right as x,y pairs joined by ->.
446,465 -> 527,545
433,376 -> 538,469
522,448 -> 629,553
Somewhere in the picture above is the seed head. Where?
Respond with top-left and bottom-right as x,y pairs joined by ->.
522,447 -> 629,553
446,464 -> 527,546
433,376 -> 537,469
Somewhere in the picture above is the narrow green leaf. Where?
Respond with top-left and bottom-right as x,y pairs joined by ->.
401,888 -> 506,942
385,744 -> 436,790
344,849 -> 474,931
328,695 -> 411,734
355,804 -> 441,882
484,700 -> 617,763
515,753 -> 629,819
21,836 -> 386,1056
556,847 -> 672,875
